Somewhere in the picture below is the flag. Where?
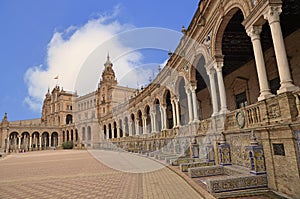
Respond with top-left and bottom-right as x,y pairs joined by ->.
54,75 -> 59,79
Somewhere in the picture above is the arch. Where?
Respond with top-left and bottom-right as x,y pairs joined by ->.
62,131 -> 65,142
103,125 -> 107,139
71,129 -> 74,141
66,114 -> 73,124
154,99 -> 162,131
42,132 -> 49,149
21,132 -> 30,151
177,76 -> 189,125
32,131 -> 40,150
82,127 -> 86,141
9,132 -> 19,152
164,90 -> 174,129
130,114 -> 135,135
51,132 -> 59,147
144,105 -> 151,133
192,54 -> 211,119
119,119 -> 123,137
124,117 -> 129,136
66,130 -> 69,141
137,110 -> 143,135
189,46 -> 211,82
174,75 -> 189,97
113,121 -> 117,138
87,126 -> 92,141
108,123 -> 112,139
212,4 -> 248,57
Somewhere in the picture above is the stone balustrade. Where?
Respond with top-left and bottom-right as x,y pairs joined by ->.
225,92 -> 299,131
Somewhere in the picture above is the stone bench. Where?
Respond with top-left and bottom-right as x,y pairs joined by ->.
207,174 -> 268,193
180,161 -> 214,172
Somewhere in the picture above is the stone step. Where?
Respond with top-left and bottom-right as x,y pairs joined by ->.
171,157 -> 201,166
207,174 -> 268,193
188,165 -> 224,178
180,161 -> 214,172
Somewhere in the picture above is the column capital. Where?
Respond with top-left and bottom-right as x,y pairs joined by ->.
171,96 -> 179,104
263,5 -> 282,25
246,25 -> 262,41
190,86 -> 197,92
206,67 -> 215,76
184,85 -> 191,94
214,62 -> 223,72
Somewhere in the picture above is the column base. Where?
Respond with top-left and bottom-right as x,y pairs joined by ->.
192,119 -> 200,123
257,93 -> 274,101
219,108 -> 229,115
277,84 -> 300,94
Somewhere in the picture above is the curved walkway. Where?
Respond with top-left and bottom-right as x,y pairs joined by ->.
0,150 -> 202,199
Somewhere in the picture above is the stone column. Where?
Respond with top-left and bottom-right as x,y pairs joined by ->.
112,126 -> 116,138
191,86 -> 200,121
18,136 -> 21,150
151,111 -> 156,132
160,106 -> 167,130
29,136 -> 32,150
6,137 -> 9,153
215,62 -> 228,114
135,120 -> 140,135
58,136 -> 60,146
122,123 -> 127,137
39,136 -> 42,150
171,99 -> 177,127
117,125 -> 120,138
247,25 -> 274,101
49,134 -> 52,147
207,68 -> 218,116
143,117 -> 147,134
175,99 -> 181,126
264,5 -> 299,93
185,86 -> 194,123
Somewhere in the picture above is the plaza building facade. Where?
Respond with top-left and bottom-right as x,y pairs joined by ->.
1,0 -> 300,198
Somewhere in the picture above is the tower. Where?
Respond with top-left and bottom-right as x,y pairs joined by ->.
97,53 -> 118,119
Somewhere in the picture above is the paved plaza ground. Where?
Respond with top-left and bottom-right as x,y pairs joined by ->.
0,150 -> 202,199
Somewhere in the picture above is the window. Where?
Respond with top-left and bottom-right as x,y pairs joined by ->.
235,92 -> 247,109
269,77 -> 280,95
273,143 -> 285,156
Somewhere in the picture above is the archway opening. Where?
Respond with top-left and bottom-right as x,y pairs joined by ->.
178,77 -> 189,125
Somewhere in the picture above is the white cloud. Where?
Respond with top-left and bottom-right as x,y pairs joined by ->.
24,6 -> 183,113
24,6 -> 142,112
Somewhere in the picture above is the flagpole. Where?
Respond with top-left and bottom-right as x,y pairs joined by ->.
54,75 -> 59,86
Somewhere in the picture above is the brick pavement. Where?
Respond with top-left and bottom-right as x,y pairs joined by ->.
0,150 -> 202,199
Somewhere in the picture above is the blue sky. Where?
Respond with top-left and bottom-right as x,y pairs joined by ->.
0,0 -> 198,121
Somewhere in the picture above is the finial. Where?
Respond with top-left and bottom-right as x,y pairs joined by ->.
104,51 -> 112,67
181,26 -> 187,34
107,51 -> 110,61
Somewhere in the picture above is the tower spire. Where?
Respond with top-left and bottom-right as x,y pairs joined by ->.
104,51 -> 112,67
101,52 -> 117,85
